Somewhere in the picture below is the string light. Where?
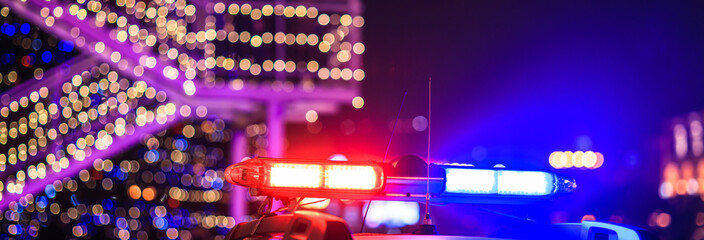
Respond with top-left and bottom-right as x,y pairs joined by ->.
549,151 -> 604,169
0,0 -> 365,237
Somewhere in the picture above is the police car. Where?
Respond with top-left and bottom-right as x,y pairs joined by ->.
222,156 -> 655,240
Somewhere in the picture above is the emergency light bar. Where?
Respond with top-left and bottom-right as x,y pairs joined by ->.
224,158 -> 384,197
225,158 -> 576,204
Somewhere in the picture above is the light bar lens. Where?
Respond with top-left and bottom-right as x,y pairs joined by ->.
445,169 -> 496,194
497,171 -> 554,195
325,165 -> 379,190
269,163 -> 323,188
444,168 -> 556,196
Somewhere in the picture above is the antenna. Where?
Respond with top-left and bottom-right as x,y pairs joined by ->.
360,91 -> 407,233
424,77 -> 432,225
413,77 -> 437,235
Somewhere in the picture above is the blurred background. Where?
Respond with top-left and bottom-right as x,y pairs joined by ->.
0,0 -> 702,239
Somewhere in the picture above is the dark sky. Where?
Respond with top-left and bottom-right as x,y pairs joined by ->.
288,1 -> 704,236
360,0 -> 704,160
313,0 -> 704,235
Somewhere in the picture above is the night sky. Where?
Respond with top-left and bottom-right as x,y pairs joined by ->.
291,1 -> 704,237
361,0 -> 704,160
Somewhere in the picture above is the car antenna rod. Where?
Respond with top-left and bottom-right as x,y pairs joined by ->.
425,77 -> 432,225
413,77 -> 439,235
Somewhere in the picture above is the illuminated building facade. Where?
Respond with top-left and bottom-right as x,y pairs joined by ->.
657,112 -> 704,239
0,0 -> 364,238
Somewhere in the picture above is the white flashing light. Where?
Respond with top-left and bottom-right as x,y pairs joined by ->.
497,171 -> 554,196
445,169 -> 496,194
364,201 -> 420,228
328,154 -> 348,161
269,163 -> 323,188
325,165 -> 378,190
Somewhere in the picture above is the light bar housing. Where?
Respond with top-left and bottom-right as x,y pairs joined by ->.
225,158 -> 576,204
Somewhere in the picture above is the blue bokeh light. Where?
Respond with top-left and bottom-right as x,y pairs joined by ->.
13,224 -> 22,235
211,178 -> 224,190
37,196 -> 48,209
153,217 -> 168,230
2,53 -> 15,64
44,184 -> 56,198
116,218 -> 128,229
70,194 -> 79,206
20,23 -> 29,34
174,138 -> 188,151
31,39 -> 42,50
58,40 -> 74,52
41,51 -> 52,63
145,149 -> 160,163
102,199 -> 114,210
2,24 -> 15,36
